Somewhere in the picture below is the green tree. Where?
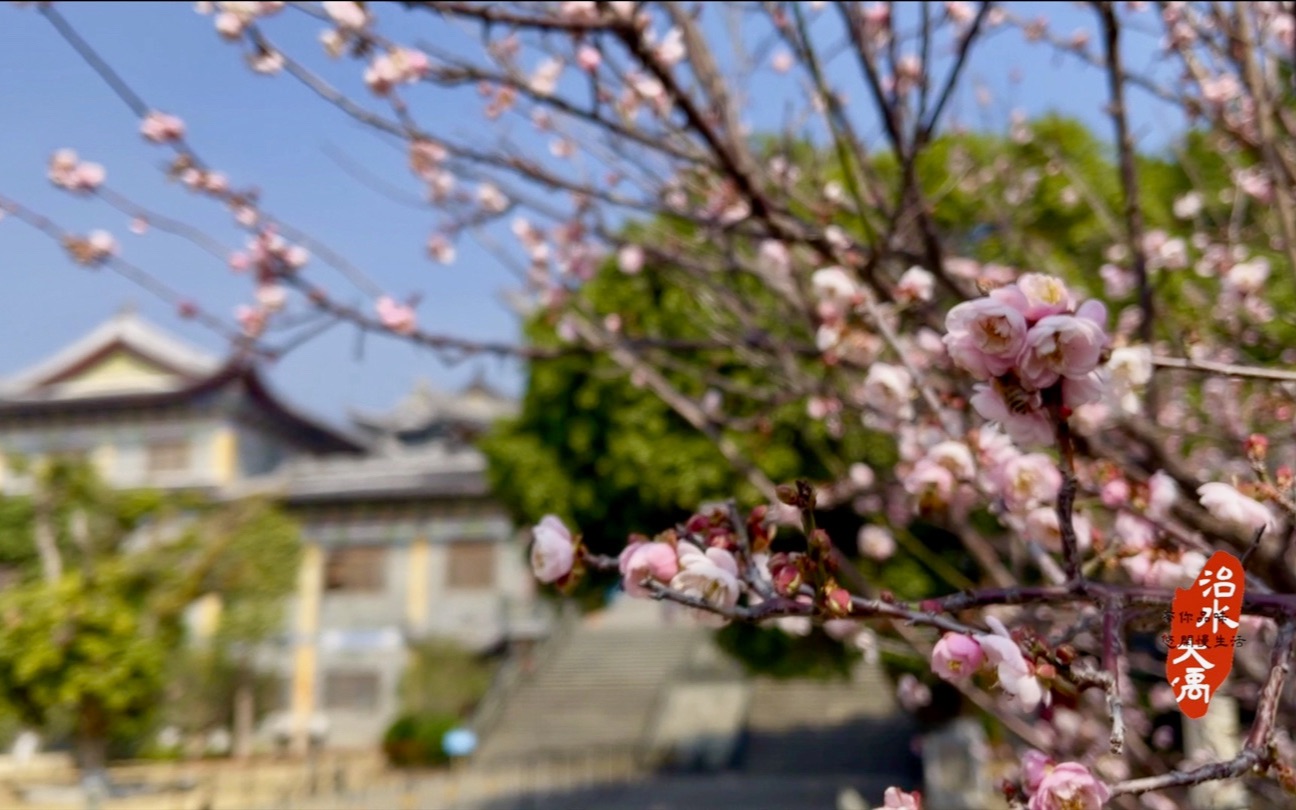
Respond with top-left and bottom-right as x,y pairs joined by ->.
0,456 -> 300,777
479,115 -> 1201,670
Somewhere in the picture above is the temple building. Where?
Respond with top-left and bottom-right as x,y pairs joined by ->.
0,308 -> 548,751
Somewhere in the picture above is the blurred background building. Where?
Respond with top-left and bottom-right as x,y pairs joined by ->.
0,307 -> 550,752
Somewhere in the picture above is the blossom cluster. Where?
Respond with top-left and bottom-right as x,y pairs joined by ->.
931,618 -> 1045,711
1018,751 -> 1110,810
529,507 -> 862,632
531,512 -> 744,625
47,149 -> 104,194
944,274 -> 1110,447
228,228 -> 308,336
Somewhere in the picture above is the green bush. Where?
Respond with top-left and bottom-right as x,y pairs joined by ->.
382,712 -> 458,768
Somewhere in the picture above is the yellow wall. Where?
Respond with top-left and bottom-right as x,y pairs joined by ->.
290,544 -> 324,755
56,350 -> 176,396
210,427 -> 239,484
406,537 -> 430,632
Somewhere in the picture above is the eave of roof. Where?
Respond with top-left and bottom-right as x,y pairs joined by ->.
0,360 -> 367,454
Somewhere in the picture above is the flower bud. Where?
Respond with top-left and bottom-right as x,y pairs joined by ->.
685,513 -> 711,534
1277,465 -> 1294,491
809,528 -> 833,554
1247,433 -> 1269,462
772,565 -> 802,597
822,582 -> 852,617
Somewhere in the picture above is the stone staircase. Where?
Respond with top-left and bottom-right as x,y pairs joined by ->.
468,600 -> 922,807
739,659 -> 922,784
471,599 -> 707,766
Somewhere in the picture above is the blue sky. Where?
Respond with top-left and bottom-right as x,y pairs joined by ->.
0,2 -> 1178,427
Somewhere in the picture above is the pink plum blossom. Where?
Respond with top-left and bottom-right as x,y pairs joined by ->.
365,47 -> 430,95
1016,310 -> 1108,390
896,674 -> 932,712
882,787 -> 922,809
1106,345 -> 1152,413
998,453 -> 1062,514
617,244 -> 645,275
896,266 -> 935,303
904,459 -> 956,508
822,618 -> 860,642
1024,507 -> 1091,553
1226,257 -> 1270,296
811,266 -> 862,303
857,525 -> 896,560
1100,478 -> 1130,508
529,58 -> 565,97
943,297 -> 1029,379
530,515 -> 575,583
931,633 -> 984,682
48,149 -> 105,193
670,546 -> 741,626
1021,750 -> 1053,794
1099,263 -> 1135,298
375,296 -> 417,335
975,616 -> 1043,711
924,441 -> 976,480
619,541 -> 680,598
1114,512 -> 1155,552
250,49 -> 285,75
655,28 -> 685,66
320,28 -> 345,58
1027,762 -> 1110,810
322,1 -> 368,30
235,305 -> 267,338
255,284 -> 287,312
426,234 -> 456,264
558,1 -> 598,22
1014,273 -> 1075,320
477,183 -> 509,213
970,384 -> 1054,448
849,463 -> 875,489
1061,372 -> 1104,409
862,363 -> 915,420
140,111 -> 186,143
215,11 -> 245,38
1146,470 -> 1178,520
1131,550 -> 1206,589
577,45 -> 601,72
758,239 -> 790,278
1197,482 -> 1275,531
86,229 -> 118,259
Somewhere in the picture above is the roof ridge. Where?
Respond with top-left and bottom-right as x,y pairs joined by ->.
0,308 -> 224,396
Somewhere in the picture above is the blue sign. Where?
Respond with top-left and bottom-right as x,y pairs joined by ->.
442,728 -> 477,758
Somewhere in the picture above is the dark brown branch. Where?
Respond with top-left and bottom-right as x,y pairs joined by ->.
1096,2 -> 1153,346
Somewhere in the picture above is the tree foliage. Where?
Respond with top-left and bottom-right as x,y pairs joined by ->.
0,456 -> 301,764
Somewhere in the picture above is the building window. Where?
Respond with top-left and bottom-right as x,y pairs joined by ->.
323,670 -> 380,711
146,439 -> 190,474
324,546 -> 386,592
446,540 -> 495,589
